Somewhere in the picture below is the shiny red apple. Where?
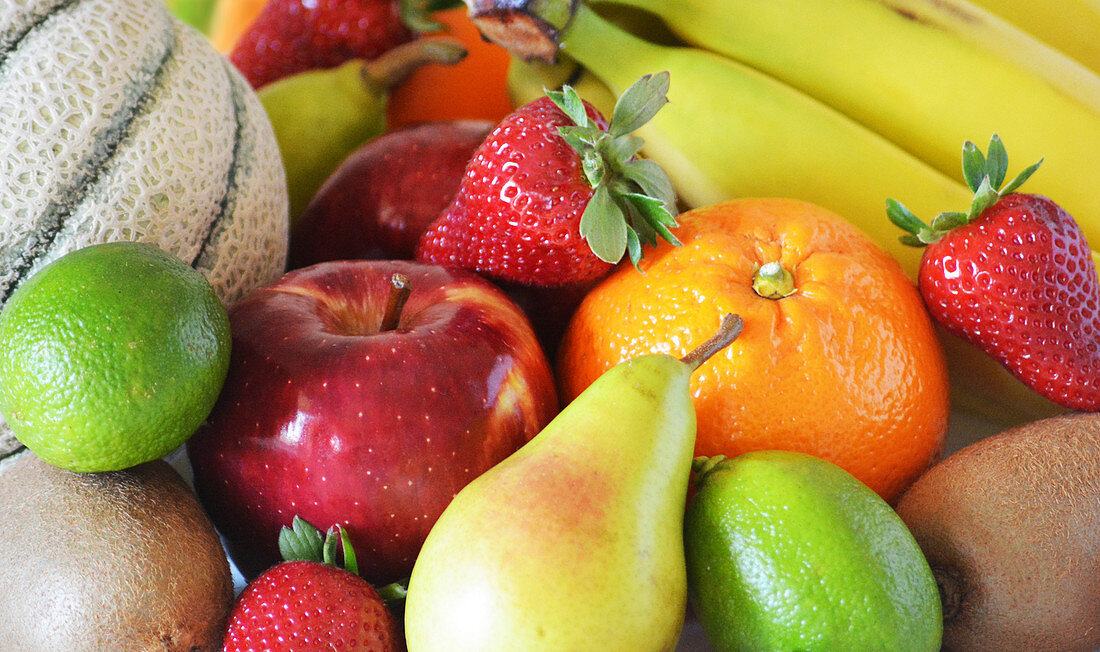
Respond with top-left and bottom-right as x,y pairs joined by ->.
288,120 -> 494,269
186,260 -> 558,583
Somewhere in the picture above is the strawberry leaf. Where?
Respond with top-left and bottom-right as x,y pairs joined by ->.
322,524 -> 359,576
930,210 -> 970,232
985,134 -> 1008,191
547,85 -> 592,129
609,72 -> 670,138
1001,157 -> 1043,195
969,175 -> 999,218
278,516 -> 325,563
626,227 -> 643,268
899,233 -> 926,247
623,192 -> 682,246
961,140 -> 986,193
886,198 -> 929,236
580,184 -> 629,263
620,158 -> 677,214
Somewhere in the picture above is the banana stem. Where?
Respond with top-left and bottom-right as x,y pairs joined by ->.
464,0 -> 577,63
680,314 -> 743,371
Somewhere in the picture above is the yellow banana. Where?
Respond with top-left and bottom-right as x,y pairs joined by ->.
590,0 -> 1100,256
497,9 -> 1068,426
507,3 -> 974,279
965,0 -> 1100,77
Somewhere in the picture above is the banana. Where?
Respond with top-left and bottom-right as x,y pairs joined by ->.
965,0 -> 1100,77
589,0 -> 1100,257
503,3 -> 974,279
495,5 -> 1070,425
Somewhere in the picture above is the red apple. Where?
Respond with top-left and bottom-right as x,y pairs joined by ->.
288,120 -> 494,269
186,260 -> 558,583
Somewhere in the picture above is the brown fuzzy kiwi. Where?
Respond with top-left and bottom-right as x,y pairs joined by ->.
895,412 -> 1100,652
0,451 -> 234,650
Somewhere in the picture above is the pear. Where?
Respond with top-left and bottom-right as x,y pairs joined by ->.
404,314 -> 743,651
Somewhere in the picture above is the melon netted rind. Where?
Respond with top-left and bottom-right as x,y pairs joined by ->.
0,0 -> 289,455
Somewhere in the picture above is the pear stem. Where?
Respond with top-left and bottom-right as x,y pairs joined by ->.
680,314 -> 743,371
362,37 -> 468,89
380,273 -> 411,332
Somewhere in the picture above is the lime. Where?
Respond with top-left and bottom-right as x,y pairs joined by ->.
684,451 -> 942,651
0,242 -> 231,472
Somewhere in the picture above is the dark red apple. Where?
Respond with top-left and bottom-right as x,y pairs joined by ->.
288,120 -> 495,269
186,260 -> 558,583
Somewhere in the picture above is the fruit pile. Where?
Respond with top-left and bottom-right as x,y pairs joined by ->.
0,0 -> 1098,650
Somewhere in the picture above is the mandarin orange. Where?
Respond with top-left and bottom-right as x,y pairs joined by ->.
557,198 -> 949,502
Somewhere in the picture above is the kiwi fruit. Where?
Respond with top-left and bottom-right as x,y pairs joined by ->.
895,412 -> 1100,652
0,451 -> 234,650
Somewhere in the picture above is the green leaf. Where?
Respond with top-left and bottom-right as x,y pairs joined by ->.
625,228 -> 643,269
608,71 -> 670,138
623,193 -> 682,246
580,184 -> 629,263
546,85 -> 591,129
620,158 -> 678,215
606,134 -> 645,162
961,140 -> 986,193
377,579 -> 410,604
398,0 -> 447,33
557,125 -> 605,149
969,175 -> 999,218
1001,157 -> 1043,195
985,134 -> 1008,191
885,198 -> 929,235
581,148 -> 606,188
898,233 -> 926,247
278,516 -> 325,563
930,210 -> 970,232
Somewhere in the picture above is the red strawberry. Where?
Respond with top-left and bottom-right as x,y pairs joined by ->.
224,518 -> 401,652
230,0 -> 421,89
416,72 -> 681,287
889,135 -> 1100,411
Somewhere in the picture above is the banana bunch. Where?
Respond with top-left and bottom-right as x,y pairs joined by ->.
498,0 -> 1100,425
966,0 -> 1100,77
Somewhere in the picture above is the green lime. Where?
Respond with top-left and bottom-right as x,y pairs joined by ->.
685,451 -> 942,651
0,242 -> 231,472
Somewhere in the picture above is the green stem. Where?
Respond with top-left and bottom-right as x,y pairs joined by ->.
558,3 -> 667,93
690,455 -> 728,486
752,261 -> 796,299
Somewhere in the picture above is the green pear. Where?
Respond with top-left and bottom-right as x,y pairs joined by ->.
404,314 -> 743,652
259,38 -> 466,225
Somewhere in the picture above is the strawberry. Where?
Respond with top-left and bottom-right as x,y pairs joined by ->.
416,72 -> 681,287
224,517 -> 402,652
229,0 -> 427,89
889,135 -> 1100,411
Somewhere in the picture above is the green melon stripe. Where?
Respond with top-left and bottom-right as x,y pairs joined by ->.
191,59 -> 246,273
0,0 -> 80,67
0,17 -> 177,304
0,445 -> 26,464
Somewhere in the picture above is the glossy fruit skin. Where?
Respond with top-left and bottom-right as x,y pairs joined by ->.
230,0 -> 412,89
186,260 -> 558,583
289,120 -> 494,269
416,96 -> 613,287
387,8 -> 514,128
224,560 -> 398,651
918,193 -> 1100,411
685,451 -> 941,651
558,198 -> 950,502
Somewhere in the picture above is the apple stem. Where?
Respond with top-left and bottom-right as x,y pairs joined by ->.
381,273 -> 412,332
681,313 -> 743,372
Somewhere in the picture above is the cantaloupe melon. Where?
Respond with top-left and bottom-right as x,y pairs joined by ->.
0,0 -> 290,457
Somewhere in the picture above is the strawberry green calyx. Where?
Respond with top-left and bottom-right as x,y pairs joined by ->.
277,515 -> 358,575
888,133 -> 1043,246
547,71 -> 681,267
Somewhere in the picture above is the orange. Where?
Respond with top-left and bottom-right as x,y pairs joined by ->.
386,7 -> 513,128
557,198 -> 950,502
207,0 -> 269,53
